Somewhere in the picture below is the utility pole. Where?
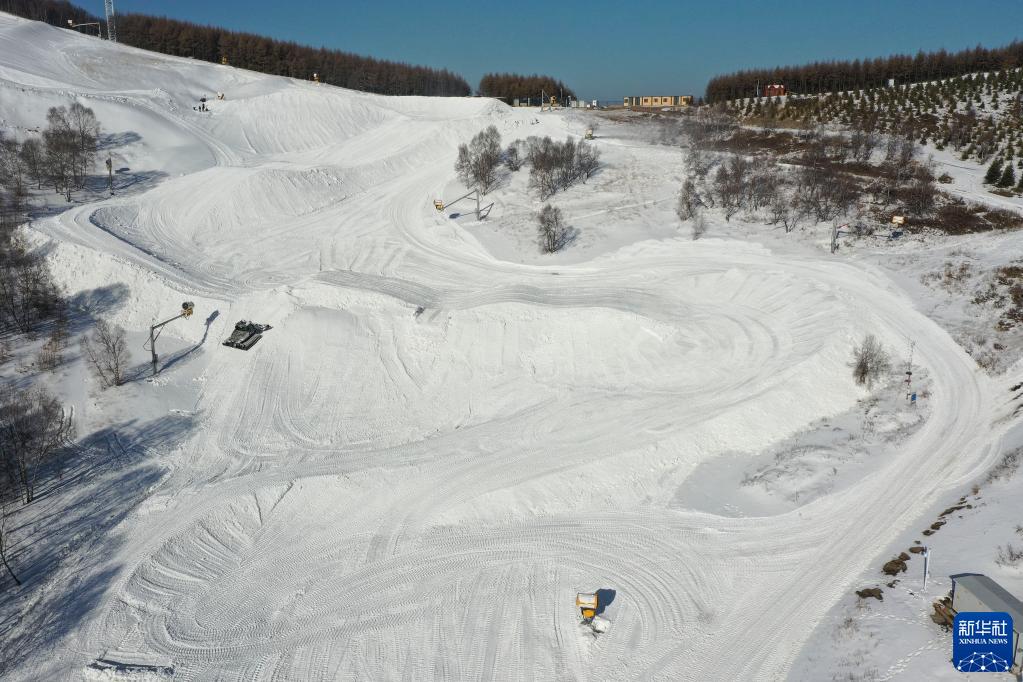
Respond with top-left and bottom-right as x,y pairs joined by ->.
922,547 -> 931,590
148,302 -> 194,376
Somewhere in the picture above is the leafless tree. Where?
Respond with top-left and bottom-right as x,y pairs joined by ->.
0,385 -> 75,504
0,235 -> 62,334
574,140 -> 600,181
67,102 -> 100,188
676,179 -> 704,221
851,334 -> 891,388
903,173 -> 938,214
797,164 -> 858,223
504,142 -> 523,171
746,159 -> 781,211
18,137 -> 45,190
43,107 -> 77,202
553,136 -> 577,189
454,144 -> 472,186
769,192 -> 803,233
454,125 -> 502,194
712,156 -> 749,221
536,203 -> 568,253
691,212 -> 707,240
470,125 -> 501,194
685,147 -> 714,178
0,494 -> 20,586
82,318 -> 129,388
0,136 -> 28,235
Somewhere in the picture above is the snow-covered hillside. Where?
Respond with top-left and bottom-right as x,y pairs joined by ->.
1,13 -> 1020,681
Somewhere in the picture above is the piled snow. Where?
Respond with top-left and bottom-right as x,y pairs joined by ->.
0,12 -> 1018,680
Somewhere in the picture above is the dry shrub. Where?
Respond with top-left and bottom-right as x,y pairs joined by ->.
936,203 -> 987,234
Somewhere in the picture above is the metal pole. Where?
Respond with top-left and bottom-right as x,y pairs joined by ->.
905,340 -> 915,399
923,547 -> 930,590
106,156 -> 113,195
150,324 -> 158,376
474,189 -> 480,220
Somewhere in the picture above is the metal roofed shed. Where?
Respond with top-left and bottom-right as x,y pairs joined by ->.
950,573 -> 1023,673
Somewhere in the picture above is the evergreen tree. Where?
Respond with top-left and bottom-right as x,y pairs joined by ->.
984,158 -> 1004,184
997,164 -> 1016,188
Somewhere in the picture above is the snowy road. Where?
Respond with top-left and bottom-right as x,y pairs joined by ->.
0,15 -> 1004,680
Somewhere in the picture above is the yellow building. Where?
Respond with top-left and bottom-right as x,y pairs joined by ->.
623,95 -> 693,109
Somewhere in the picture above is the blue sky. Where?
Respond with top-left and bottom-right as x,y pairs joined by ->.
114,1 -> 1023,100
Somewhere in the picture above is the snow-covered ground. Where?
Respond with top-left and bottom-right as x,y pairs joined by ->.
1,13 -> 1021,680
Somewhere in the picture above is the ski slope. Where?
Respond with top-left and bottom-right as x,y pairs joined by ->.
0,14 -> 1010,680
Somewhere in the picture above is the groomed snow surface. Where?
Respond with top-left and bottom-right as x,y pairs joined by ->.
0,13 -> 1019,680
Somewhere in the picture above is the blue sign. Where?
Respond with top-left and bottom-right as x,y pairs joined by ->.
953,612 -> 1013,673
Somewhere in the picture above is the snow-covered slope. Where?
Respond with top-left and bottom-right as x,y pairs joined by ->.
0,13 -> 1016,680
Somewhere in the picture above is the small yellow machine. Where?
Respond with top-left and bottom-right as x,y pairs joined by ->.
576,592 -> 598,621
576,592 -> 609,633
584,128 -> 594,140
550,95 -> 558,108
433,199 -> 445,211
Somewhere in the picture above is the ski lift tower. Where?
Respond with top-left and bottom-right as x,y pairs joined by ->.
104,0 -> 117,42
148,301 -> 194,376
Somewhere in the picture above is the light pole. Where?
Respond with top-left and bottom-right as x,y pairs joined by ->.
67,19 -> 102,36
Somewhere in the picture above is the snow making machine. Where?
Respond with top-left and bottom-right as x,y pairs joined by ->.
576,592 -> 609,634
222,320 -> 272,350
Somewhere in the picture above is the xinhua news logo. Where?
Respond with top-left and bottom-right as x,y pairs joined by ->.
952,611 -> 1013,673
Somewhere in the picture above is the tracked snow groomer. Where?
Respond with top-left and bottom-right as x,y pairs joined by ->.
223,320 -> 272,350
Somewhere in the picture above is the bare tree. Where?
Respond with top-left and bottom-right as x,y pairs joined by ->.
0,235 -> 62,334
83,319 -> 129,388
903,173 -> 938,214
536,203 -> 568,253
851,334 -> 891,388
67,102 -> 100,188
769,192 -> 800,232
526,136 -> 594,198
454,144 -> 472,186
676,179 -> 704,221
528,137 -> 559,199
554,136 -> 577,189
504,142 -> 522,171
712,156 -> 748,221
43,107 -> 76,202
18,137 -> 45,190
0,135 -> 27,234
0,494 -> 20,586
470,126 -> 501,194
574,140 -> 600,181
691,212 -> 707,240
0,386 -> 75,504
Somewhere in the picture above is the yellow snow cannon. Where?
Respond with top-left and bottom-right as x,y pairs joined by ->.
576,592 -> 598,621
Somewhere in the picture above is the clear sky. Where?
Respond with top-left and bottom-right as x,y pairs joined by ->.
113,0 -> 1023,100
